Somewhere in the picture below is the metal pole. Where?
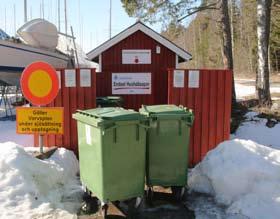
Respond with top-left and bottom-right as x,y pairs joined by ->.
14,4 -> 16,35
58,0 -> 61,32
24,0 -> 27,23
30,6 -> 32,20
71,26 -> 80,68
39,105 -> 44,153
42,0 -> 45,19
109,0 -> 112,39
64,0 -> 67,35
4,8 -> 6,32
39,134 -> 44,153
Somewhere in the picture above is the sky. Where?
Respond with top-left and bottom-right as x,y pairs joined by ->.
0,0 -> 192,53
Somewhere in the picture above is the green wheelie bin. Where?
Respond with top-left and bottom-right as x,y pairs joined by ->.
96,96 -> 124,107
73,107 -> 147,213
139,105 -> 194,201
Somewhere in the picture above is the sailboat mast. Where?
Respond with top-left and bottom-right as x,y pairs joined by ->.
30,6 -> 32,20
14,4 -> 16,34
4,7 -> 6,32
58,0 -> 61,32
64,0 -> 67,34
109,0 -> 112,39
42,0 -> 45,19
24,0 -> 27,23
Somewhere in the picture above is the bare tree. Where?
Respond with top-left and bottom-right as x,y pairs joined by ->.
219,0 -> 236,105
256,0 -> 272,106
121,0 -> 237,104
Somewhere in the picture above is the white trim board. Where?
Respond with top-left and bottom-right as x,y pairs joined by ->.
87,22 -> 192,62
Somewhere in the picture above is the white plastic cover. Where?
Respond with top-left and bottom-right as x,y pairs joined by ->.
57,34 -> 99,68
17,19 -> 58,50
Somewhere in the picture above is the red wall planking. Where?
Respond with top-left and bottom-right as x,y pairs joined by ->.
34,68 -> 96,154
168,69 -> 232,166
97,30 -> 176,110
35,67 -> 232,164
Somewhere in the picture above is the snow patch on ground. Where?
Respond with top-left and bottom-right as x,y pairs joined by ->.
0,142 -> 83,219
235,83 -> 256,100
235,83 -> 280,100
188,139 -> 280,219
0,120 -> 33,146
233,112 -> 280,149
186,192 -> 248,219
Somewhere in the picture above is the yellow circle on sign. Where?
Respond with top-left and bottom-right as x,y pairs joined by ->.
28,70 -> 52,97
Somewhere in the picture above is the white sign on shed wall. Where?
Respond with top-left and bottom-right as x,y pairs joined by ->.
122,50 -> 151,64
112,73 -> 151,95
173,70 -> 185,88
65,69 -> 76,87
80,69 -> 91,87
188,70 -> 200,88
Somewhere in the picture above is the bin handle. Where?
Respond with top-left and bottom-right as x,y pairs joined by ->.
139,123 -> 150,129
178,120 -> 182,136
113,128 -> 117,143
76,109 -> 117,118
103,124 -> 117,131
142,105 -> 149,113
102,125 -> 118,143
185,115 -> 194,127
156,121 -> 160,135
136,125 -> 139,141
76,109 -> 86,114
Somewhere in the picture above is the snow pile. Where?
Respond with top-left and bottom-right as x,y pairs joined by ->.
188,139 -> 280,219
0,142 -> 83,219
233,112 -> 280,149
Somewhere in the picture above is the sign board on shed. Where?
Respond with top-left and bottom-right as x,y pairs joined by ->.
122,50 -> 151,64
112,73 -> 151,95
80,69 -> 91,87
65,69 -> 76,87
173,70 -> 185,88
16,107 -> 64,134
188,70 -> 200,88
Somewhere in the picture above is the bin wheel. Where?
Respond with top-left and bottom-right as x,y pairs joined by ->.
171,186 -> 186,202
126,197 -> 142,217
80,194 -> 99,214
85,187 -> 92,196
146,187 -> 154,204
134,197 -> 142,209
101,203 -> 109,218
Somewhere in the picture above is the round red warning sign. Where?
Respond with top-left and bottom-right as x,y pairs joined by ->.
21,61 -> 59,106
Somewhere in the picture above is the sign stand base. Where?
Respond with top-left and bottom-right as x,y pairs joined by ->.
39,135 -> 44,153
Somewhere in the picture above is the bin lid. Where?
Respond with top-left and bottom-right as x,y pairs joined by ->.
96,96 -> 123,101
77,107 -> 142,121
140,105 -> 189,115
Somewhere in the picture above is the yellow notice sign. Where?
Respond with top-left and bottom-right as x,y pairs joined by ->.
16,107 -> 64,134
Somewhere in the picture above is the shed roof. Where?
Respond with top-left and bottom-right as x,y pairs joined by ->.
87,21 -> 192,63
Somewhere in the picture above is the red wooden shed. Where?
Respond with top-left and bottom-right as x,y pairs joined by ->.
87,21 -> 192,110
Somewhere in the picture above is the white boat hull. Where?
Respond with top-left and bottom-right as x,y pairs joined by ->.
0,39 -> 70,85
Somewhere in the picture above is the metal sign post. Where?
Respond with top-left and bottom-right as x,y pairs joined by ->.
39,105 -> 43,153
39,133 -> 44,153
19,61 -> 61,153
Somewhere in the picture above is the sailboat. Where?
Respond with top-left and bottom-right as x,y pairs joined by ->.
0,19 -> 72,86
0,1 -> 96,86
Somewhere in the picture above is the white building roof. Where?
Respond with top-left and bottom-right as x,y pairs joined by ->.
87,21 -> 192,62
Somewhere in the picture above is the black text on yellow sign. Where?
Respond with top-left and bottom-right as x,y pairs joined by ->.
16,107 -> 64,134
